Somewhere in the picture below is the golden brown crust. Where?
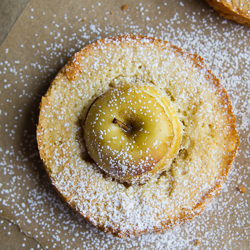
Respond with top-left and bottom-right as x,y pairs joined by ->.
37,35 -> 240,238
205,0 -> 250,26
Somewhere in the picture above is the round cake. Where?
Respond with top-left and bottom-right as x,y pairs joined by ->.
205,0 -> 250,26
37,35 -> 240,238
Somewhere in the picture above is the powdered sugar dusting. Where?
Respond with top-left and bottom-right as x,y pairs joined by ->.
0,0 -> 249,249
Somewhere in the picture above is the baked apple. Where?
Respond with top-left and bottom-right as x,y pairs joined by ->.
84,84 -> 182,183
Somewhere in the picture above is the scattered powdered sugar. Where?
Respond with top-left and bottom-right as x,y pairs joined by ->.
0,0 -> 249,249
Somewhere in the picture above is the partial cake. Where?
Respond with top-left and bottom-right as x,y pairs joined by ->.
205,0 -> 250,26
37,35 -> 240,238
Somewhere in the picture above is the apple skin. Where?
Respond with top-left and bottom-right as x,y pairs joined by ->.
84,84 -> 182,183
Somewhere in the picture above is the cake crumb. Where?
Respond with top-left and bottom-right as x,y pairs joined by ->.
195,239 -> 201,245
121,5 -> 127,11
238,185 -> 246,193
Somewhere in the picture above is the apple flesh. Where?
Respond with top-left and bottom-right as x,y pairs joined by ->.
84,84 -> 182,183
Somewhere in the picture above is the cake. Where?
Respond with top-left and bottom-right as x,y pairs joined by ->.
205,0 -> 250,26
37,35 -> 240,238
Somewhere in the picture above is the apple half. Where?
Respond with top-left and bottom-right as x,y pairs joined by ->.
84,84 -> 182,183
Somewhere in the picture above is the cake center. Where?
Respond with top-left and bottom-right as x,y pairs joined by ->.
84,84 -> 182,182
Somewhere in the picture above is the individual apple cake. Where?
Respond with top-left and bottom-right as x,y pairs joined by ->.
37,35 -> 240,238
205,0 -> 250,26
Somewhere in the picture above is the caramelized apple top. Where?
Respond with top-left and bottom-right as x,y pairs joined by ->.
84,84 -> 182,183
